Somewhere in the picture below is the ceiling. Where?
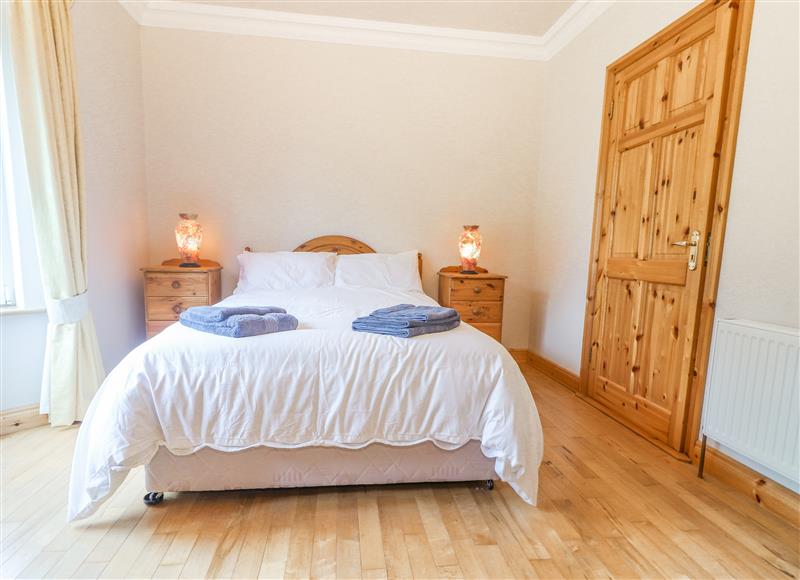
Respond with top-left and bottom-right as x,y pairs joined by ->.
183,0 -> 575,37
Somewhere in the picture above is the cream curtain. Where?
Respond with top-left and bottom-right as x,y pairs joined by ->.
9,0 -> 104,426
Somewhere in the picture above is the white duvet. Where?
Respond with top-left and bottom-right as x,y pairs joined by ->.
68,287 -> 544,521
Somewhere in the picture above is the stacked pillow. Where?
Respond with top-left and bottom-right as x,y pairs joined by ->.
334,250 -> 422,292
234,249 -> 422,293
235,251 -> 337,293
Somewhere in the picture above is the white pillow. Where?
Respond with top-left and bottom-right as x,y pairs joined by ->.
335,251 -> 423,292
235,251 -> 337,292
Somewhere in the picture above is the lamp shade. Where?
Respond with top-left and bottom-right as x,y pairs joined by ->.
458,225 -> 482,274
175,213 -> 203,266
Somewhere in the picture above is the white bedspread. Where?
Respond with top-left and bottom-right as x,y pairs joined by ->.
68,287 -> 544,521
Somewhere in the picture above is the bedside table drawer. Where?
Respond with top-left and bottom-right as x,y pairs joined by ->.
142,261 -> 222,338
449,278 -> 504,301
470,323 -> 502,341
452,301 -> 502,323
145,273 -> 208,297
146,321 -> 176,338
147,296 -> 208,320
439,269 -> 506,343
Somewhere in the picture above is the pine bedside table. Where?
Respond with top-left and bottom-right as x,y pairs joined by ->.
437,266 -> 507,341
141,259 -> 222,338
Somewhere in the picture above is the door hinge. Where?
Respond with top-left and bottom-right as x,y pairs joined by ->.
608,100 -> 615,120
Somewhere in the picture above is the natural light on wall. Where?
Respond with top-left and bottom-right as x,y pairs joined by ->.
0,9 -> 44,312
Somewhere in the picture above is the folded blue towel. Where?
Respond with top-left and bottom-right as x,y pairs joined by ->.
368,304 -> 458,323
181,305 -> 286,323
353,312 -> 460,329
180,311 -> 298,338
352,304 -> 460,338
353,317 -> 460,338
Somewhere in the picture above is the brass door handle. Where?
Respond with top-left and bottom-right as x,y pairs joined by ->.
672,230 -> 701,270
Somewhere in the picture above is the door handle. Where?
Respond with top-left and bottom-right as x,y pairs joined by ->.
672,230 -> 701,270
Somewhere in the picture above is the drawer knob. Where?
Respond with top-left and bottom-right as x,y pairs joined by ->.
473,286 -> 482,294
472,308 -> 482,316
172,304 -> 183,314
171,280 -> 181,289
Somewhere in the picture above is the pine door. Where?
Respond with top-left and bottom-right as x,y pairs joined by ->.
584,2 -> 742,452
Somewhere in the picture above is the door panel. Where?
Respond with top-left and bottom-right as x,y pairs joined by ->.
634,283 -> 684,409
671,35 -> 712,113
599,278 -> 639,390
586,2 -> 738,452
652,127 -> 703,258
622,60 -> 669,133
611,144 -> 653,258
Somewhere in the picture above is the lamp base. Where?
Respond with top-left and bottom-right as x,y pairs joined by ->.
460,270 -> 478,275
179,262 -> 201,268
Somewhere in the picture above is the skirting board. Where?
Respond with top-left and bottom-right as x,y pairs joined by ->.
507,348 -> 528,366
0,404 -> 48,437
527,350 -> 689,460
524,350 -> 799,526
526,351 -> 579,391
693,442 -> 800,527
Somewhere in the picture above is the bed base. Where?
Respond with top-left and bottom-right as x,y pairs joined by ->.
143,480 -> 494,506
143,440 -> 496,505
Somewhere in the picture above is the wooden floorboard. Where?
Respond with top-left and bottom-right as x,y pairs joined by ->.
1,362 -> 797,579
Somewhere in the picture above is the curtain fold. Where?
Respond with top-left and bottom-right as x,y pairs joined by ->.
9,0 -> 104,426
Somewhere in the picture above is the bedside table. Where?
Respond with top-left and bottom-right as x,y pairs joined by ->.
141,259 -> 222,338
437,267 -> 507,341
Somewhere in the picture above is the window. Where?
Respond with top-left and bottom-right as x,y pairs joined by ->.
1,42 -> 19,306
0,7 -> 44,311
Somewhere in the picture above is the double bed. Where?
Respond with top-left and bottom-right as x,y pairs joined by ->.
68,236 -> 543,521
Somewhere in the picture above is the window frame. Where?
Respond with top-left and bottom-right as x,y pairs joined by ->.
0,6 -> 45,314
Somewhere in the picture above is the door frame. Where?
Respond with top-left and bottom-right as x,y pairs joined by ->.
578,0 -> 755,457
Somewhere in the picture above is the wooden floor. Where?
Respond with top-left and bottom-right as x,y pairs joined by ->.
2,363 -> 798,579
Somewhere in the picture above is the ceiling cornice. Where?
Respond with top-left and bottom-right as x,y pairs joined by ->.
540,0 -> 615,59
118,0 -> 614,61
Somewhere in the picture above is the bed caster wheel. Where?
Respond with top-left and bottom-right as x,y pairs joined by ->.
143,492 -> 164,506
485,479 -> 495,490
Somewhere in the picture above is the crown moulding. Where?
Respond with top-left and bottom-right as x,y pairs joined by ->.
118,0 -> 614,61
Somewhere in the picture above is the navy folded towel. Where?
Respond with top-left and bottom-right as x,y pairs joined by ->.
353,304 -> 460,338
180,306 -> 297,338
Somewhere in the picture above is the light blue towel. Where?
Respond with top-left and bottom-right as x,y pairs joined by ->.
181,305 -> 286,323
353,317 -> 460,338
352,304 -> 460,338
368,304 -> 459,324
353,313 -> 460,329
179,306 -> 297,338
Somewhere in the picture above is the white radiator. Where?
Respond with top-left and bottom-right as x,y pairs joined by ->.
701,319 -> 800,492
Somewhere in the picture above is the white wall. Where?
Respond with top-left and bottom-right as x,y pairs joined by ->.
715,1 -> 800,328
0,0 -> 148,411
74,0 -> 149,372
4,1 -> 797,410
0,312 -> 47,409
141,28 -> 542,348
706,2 -> 799,483
528,1 -> 799,372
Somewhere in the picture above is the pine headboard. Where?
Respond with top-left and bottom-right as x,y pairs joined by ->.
244,235 -> 423,275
